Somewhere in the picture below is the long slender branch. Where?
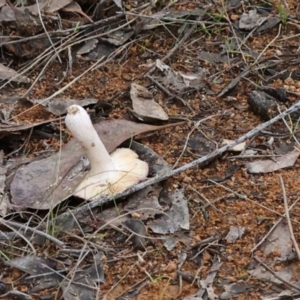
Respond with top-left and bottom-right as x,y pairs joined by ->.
279,175 -> 300,261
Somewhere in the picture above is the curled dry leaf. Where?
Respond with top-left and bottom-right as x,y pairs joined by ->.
61,1 -> 93,23
225,226 -> 245,243
239,9 -> 265,30
130,82 -> 168,122
155,59 -> 207,92
30,98 -> 98,116
123,219 -> 148,250
0,63 -> 30,83
246,149 -> 300,174
44,0 -> 73,13
148,189 -> 189,234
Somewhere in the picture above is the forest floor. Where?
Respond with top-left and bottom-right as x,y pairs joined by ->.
1,0 -> 300,299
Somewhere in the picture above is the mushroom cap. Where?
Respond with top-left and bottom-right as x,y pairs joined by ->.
74,147 -> 149,200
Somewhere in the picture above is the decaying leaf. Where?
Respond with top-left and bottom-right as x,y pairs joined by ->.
76,41 -> 115,61
112,0 -> 123,10
218,69 -> 250,97
5,0 -> 43,36
247,90 -> 279,121
6,253 -> 104,299
262,219 -> 293,259
77,39 -> 98,55
155,59 -> 207,92
225,226 -> 245,243
124,185 -> 163,220
248,265 -> 293,285
220,283 -> 250,299
239,9 -> 265,30
5,256 -> 58,276
30,98 -> 98,116
0,63 -> 30,83
10,120 -> 177,210
184,260 -> 222,300
62,253 -> 104,299
256,16 -> 280,33
61,1 -> 93,23
148,189 -> 189,234
142,8 -> 206,30
43,0 -> 73,13
246,149 -> 300,174
199,51 -> 233,64
130,82 -> 168,122
0,6 -> 17,22
123,219 -> 148,250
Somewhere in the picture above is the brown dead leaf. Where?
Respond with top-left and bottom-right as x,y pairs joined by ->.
43,0 -> 73,13
30,98 -> 98,116
62,1 -> 93,23
0,6 -> 15,22
5,0 -> 43,36
0,63 -> 30,83
130,82 -> 168,122
246,149 -> 300,174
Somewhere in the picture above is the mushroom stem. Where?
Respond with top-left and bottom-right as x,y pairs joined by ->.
65,104 -> 149,200
65,105 -> 115,177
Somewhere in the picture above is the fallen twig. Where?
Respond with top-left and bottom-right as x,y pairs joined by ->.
279,175 -> 300,261
254,256 -> 300,292
146,74 -> 194,111
143,13 -> 204,76
0,219 -> 65,247
250,200 -> 298,253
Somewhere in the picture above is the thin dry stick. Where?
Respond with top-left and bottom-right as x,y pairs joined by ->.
92,208 -> 173,240
0,218 -> 36,254
2,219 -> 65,247
104,252 -> 148,298
254,256 -> 300,292
146,74 -> 193,111
2,15 -> 134,94
35,0 -> 61,63
15,37 -> 136,120
172,114 -> 221,169
144,20 -> 199,76
0,14 -> 125,48
62,243 -> 96,294
41,263 -> 98,291
254,24 -> 282,65
207,178 -> 300,222
115,277 -> 148,300
277,105 -> 300,147
54,100 -> 300,224
279,175 -> 300,261
188,185 -> 223,213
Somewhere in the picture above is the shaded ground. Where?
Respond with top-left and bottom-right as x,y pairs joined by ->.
1,0 -> 300,299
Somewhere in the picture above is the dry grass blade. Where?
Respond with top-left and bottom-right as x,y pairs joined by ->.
0,218 -> 36,254
2,219 -> 65,247
279,175 -> 300,261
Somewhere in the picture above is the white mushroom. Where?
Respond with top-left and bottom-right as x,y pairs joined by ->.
65,105 -> 149,200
